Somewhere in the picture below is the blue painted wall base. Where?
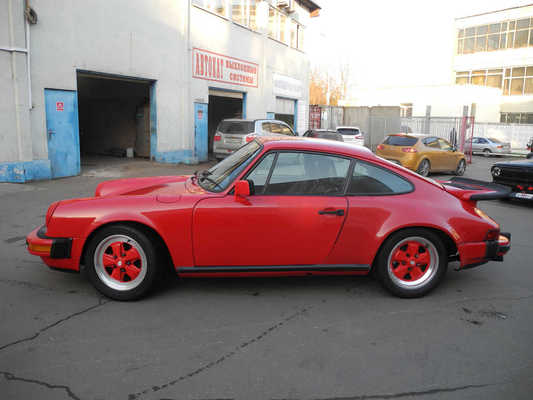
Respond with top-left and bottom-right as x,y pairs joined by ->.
154,150 -> 197,165
0,160 -> 52,183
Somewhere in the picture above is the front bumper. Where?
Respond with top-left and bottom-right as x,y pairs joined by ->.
458,232 -> 511,270
26,225 -> 74,267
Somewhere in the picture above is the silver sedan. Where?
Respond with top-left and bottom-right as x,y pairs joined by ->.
467,137 -> 511,156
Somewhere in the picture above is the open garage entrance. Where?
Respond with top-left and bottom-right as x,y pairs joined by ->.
207,89 -> 244,156
275,97 -> 296,130
76,72 -> 153,166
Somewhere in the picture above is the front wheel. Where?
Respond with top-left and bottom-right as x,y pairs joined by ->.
375,229 -> 448,298
85,225 -> 159,300
455,159 -> 466,176
416,159 -> 430,177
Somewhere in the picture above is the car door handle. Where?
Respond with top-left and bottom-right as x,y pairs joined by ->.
318,209 -> 344,216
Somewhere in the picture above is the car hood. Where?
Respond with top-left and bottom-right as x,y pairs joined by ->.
493,159 -> 533,168
94,175 -> 200,198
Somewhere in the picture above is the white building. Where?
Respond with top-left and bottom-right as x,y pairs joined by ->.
454,4 -> 533,123
0,0 -> 319,182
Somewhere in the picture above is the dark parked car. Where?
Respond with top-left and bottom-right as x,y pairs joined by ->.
491,159 -> 533,200
527,137 -> 533,159
303,129 -> 344,142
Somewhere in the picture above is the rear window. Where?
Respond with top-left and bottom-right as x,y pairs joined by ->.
337,128 -> 360,136
217,121 -> 255,135
488,137 -> 503,143
384,135 -> 418,146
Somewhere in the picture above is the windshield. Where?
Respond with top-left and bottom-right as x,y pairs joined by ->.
337,128 -> 360,136
217,121 -> 255,135
198,141 -> 261,192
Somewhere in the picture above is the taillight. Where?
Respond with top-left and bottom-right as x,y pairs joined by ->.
497,145 -> 503,149
377,144 -> 385,150
485,229 -> 500,241
402,147 -> 417,153
214,133 -> 221,142
245,134 -> 256,142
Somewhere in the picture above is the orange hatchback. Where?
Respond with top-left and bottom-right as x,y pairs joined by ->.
376,133 -> 466,177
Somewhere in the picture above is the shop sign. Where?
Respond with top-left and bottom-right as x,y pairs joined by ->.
193,48 -> 258,88
273,74 -> 303,99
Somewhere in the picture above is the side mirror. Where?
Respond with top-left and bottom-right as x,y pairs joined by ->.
452,146 -> 457,152
234,180 -> 253,199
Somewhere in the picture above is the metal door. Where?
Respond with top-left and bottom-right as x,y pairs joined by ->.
194,103 -> 208,162
44,89 -> 80,178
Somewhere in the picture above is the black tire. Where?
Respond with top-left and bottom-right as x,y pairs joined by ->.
483,149 -> 492,157
527,152 -> 533,159
416,159 -> 430,177
374,229 -> 448,298
85,224 -> 159,301
454,159 -> 466,176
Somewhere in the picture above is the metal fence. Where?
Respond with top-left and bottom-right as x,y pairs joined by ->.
401,117 -> 533,151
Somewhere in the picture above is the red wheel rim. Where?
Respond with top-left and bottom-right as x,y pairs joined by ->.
102,241 -> 142,282
388,237 -> 438,288
94,234 -> 147,291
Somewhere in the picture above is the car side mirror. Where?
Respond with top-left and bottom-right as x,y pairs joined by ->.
452,146 -> 457,152
234,180 -> 254,199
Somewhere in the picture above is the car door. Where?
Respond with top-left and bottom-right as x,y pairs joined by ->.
192,151 -> 351,266
437,138 -> 457,170
470,137 -> 480,152
421,137 -> 443,170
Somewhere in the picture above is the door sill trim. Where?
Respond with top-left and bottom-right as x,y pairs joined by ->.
177,264 -> 370,274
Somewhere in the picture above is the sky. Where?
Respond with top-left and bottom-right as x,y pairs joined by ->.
306,0 -> 533,93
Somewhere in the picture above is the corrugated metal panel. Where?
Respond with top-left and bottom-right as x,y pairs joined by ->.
209,89 -> 243,99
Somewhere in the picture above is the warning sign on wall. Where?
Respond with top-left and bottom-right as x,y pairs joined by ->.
56,102 -> 64,112
198,109 -> 203,120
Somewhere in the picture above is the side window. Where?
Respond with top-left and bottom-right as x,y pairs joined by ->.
471,138 -> 479,144
479,138 -> 488,144
280,124 -> 295,136
261,122 -> 271,133
438,138 -> 453,151
265,152 -> 350,195
270,123 -> 282,134
348,161 -> 413,195
246,153 -> 276,194
423,137 -> 439,148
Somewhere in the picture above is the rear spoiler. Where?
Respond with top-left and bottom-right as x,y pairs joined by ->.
438,177 -> 511,201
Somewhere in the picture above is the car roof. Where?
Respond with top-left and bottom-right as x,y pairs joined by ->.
386,133 -> 427,139
257,136 -> 373,158
336,126 -> 360,129
221,118 -> 288,124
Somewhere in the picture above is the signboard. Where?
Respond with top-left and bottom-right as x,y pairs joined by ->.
56,101 -> 64,111
273,73 -> 303,99
193,48 -> 259,88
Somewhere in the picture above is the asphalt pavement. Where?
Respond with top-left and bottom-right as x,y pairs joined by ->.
1,154 -> 532,400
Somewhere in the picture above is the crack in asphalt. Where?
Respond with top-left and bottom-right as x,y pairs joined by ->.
0,370 -> 81,400
127,307 -> 311,400
0,297 -> 108,352
272,382 -> 497,399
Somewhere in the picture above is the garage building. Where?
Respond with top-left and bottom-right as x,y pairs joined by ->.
0,0 -> 319,182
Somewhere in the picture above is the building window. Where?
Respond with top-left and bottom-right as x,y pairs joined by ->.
193,0 -> 305,51
501,112 -> 533,123
400,103 -> 413,118
457,16 -> 533,55
455,69 -> 503,89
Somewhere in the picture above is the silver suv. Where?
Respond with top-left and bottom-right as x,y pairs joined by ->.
213,119 -> 296,159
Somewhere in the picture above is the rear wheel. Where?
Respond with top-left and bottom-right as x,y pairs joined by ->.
455,159 -> 466,176
416,159 -> 430,177
375,229 -> 447,298
85,225 -> 159,301
483,149 -> 492,157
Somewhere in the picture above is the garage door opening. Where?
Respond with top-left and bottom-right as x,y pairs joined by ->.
275,97 -> 296,130
208,90 -> 244,155
77,72 -> 152,165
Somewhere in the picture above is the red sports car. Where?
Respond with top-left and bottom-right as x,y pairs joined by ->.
27,137 -> 511,300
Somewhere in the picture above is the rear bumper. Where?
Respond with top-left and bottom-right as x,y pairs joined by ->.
458,232 -> 511,270
26,225 -> 78,271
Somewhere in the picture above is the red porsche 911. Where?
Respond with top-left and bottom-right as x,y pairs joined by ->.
27,137 -> 511,300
